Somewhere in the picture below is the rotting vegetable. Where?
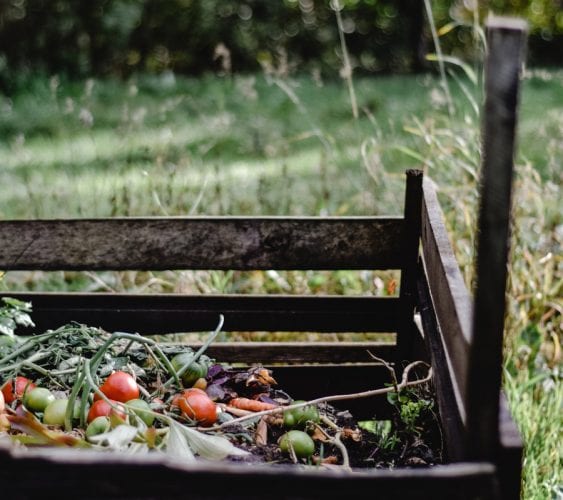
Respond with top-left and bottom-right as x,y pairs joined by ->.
0,299 -> 439,468
1,376 -> 36,404
177,388 -> 218,426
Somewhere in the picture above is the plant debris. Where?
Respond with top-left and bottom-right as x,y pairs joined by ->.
0,298 -> 442,469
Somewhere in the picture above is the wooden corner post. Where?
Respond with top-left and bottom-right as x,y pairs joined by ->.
397,169 -> 423,365
466,18 -> 527,461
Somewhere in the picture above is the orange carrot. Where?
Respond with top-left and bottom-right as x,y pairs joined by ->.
228,397 -> 277,412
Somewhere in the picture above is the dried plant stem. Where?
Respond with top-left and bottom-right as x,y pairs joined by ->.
423,0 -> 454,117
203,360 -> 432,432
333,431 -> 351,470
332,0 -> 358,119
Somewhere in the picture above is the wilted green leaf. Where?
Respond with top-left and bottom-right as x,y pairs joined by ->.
88,424 -> 138,449
166,421 -> 196,462
167,420 -> 248,461
0,317 -> 16,338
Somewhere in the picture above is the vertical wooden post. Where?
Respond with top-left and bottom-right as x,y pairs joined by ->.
397,169 -> 423,365
466,18 -> 527,462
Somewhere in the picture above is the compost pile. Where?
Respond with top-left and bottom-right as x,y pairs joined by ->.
0,298 -> 442,469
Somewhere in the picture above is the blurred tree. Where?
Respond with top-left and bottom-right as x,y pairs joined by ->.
0,0 -> 561,87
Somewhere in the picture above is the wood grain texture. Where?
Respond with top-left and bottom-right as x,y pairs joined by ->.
467,18 -> 527,461
1,292 -> 400,333
421,177 -> 472,418
498,393 -> 523,500
416,269 -> 466,461
0,216 -> 403,271
0,441 -> 497,500
184,341 -> 395,364
397,169 -> 423,364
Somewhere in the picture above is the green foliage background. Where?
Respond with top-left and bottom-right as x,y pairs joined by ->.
0,0 -> 561,87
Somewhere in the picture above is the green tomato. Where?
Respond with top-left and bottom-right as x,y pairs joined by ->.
85,416 -> 111,440
43,399 -> 80,426
279,430 -> 315,459
171,352 -> 208,387
24,387 -> 55,412
126,398 -> 155,426
43,399 -> 69,426
283,401 -> 320,429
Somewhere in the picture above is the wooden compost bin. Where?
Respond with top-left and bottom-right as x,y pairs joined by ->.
0,19 -> 526,500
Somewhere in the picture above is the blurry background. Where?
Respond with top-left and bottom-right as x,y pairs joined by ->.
1,0 -> 562,88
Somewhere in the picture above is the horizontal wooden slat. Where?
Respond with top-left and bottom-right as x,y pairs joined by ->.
2,292 -> 400,333
0,216 -> 403,271
184,341 -> 395,364
421,179 -> 472,420
262,364 -> 397,419
0,445 -> 497,500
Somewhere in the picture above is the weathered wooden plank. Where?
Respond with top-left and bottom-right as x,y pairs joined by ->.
421,177 -> 472,417
183,341 -> 395,364
0,217 -> 403,271
397,169 -> 423,364
0,441 -> 497,500
0,292 -> 400,333
498,393 -> 523,500
263,364 -> 397,419
467,17 -> 527,461
416,268 -> 466,461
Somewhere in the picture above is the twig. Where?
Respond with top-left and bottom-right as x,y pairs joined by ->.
333,431 -> 351,470
288,440 -> 298,464
320,415 -> 339,432
367,351 -> 398,393
202,360 -> 432,432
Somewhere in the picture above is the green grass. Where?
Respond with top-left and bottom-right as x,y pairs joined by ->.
0,70 -> 561,498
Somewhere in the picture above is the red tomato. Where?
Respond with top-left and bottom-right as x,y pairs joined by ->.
96,371 -> 139,403
177,388 -> 217,426
0,389 -> 4,414
87,399 -> 126,423
1,376 -> 36,404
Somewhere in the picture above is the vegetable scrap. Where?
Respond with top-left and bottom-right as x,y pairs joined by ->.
0,297 -> 442,468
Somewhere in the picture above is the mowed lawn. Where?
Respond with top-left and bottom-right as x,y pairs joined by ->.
0,70 -> 561,498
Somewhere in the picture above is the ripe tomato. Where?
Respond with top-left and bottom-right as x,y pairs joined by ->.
177,388 -> 217,426
87,399 -> 126,423
97,371 -> 139,403
1,376 -> 36,404
0,389 -> 4,414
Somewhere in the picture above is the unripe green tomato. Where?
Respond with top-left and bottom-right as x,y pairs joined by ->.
24,387 -> 55,413
171,353 -> 208,387
43,399 -> 71,426
283,401 -> 320,429
279,430 -> 315,459
126,398 -> 155,426
85,416 -> 111,440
